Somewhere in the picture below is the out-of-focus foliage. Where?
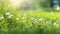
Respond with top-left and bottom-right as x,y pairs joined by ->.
0,0 -> 60,34
0,10 -> 60,34
33,0 -> 51,8
39,0 -> 51,8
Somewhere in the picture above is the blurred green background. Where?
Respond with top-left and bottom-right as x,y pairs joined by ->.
0,0 -> 60,34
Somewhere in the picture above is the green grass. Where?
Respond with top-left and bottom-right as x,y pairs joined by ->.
0,10 -> 60,34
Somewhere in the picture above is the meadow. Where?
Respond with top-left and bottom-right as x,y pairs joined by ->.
0,9 -> 60,34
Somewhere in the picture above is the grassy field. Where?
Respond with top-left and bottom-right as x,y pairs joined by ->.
0,10 -> 60,34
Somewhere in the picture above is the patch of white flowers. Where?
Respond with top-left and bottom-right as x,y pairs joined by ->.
6,12 -> 13,19
0,12 -> 59,29
1,12 -> 60,31
21,15 -> 27,22
38,18 -> 45,23
32,18 -> 37,24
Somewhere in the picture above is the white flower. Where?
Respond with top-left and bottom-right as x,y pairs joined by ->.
39,18 -> 44,22
22,17 -> 26,19
0,16 -> 4,20
24,14 -> 27,16
53,23 -> 56,26
6,12 -> 10,15
39,18 -> 42,21
32,19 -> 37,23
16,18 -> 19,20
8,14 -> 13,19
1,16 -> 4,19
46,21 -> 49,24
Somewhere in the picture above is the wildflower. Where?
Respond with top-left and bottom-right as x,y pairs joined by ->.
6,12 -> 10,15
39,18 -> 44,22
31,17 -> 35,20
16,18 -> 19,21
39,18 -> 42,21
0,16 -> 4,20
1,16 -> 4,19
8,14 -> 13,19
53,23 -> 56,26
22,17 -> 26,19
46,21 -> 49,24
32,18 -> 37,24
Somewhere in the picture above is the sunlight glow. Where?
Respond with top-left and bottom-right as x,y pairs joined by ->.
10,0 -> 20,6
10,0 -> 29,7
